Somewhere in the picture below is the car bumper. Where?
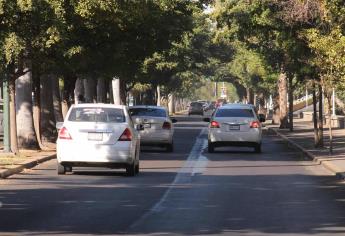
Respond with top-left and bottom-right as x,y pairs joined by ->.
209,128 -> 261,144
57,141 -> 133,164
140,130 -> 173,145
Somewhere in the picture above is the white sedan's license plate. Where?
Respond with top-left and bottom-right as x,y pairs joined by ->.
143,123 -> 151,128
88,132 -> 103,141
229,125 -> 240,131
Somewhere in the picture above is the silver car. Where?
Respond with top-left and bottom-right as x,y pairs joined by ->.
204,104 -> 265,153
56,104 -> 141,176
129,106 -> 176,152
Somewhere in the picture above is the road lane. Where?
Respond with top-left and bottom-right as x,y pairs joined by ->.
1,118 -> 345,236
0,123 -> 202,235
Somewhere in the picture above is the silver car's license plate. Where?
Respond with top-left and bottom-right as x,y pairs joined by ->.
143,123 -> 151,128
88,132 -> 103,141
229,125 -> 240,131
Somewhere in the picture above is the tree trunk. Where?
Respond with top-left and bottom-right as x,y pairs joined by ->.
97,78 -> 107,103
246,88 -> 254,104
120,79 -> 127,105
112,78 -> 121,105
9,78 -> 18,154
288,77 -> 294,132
52,76 -> 63,122
312,80 -> 319,147
32,69 -> 44,149
272,96 -> 280,124
74,78 -> 85,104
278,72 -> 289,129
157,85 -> 161,106
326,95 -> 333,154
40,75 -> 57,144
168,93 -> 175,115
61,76 -> 76,118
108,79 -> 114,104
317,84 -> 324,147
84,77 -> 97,103
15,63 -> 38,149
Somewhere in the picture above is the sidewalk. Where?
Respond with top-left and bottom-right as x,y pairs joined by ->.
0,150 -> 56,178
268,118 -> 345,179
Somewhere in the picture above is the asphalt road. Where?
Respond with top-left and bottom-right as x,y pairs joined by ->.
1,116 -> 345,235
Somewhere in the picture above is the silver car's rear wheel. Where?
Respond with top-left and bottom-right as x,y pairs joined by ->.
57,162 -> 66,175
254,144 -> 262,153
208,142 -> 215,153
126,162 -> 136,176
135,163 -> 139,174
166,142 -> 174,152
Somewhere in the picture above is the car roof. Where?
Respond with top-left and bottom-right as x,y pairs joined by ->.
129,105 -> 167,110
219,103 -> 255,109
71,103 -> 126,109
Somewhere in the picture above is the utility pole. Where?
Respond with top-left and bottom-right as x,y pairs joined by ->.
3,78 -> 10,152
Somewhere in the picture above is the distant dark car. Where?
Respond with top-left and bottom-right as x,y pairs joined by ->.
188,102 -> 204,116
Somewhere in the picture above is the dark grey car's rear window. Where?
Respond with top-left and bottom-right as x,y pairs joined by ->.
68,107 -> 125,123
215,109 -> 254,118
129,108 -> 167,117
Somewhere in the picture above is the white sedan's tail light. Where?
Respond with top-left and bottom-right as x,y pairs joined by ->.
210,121 -> 220,128
118,128 -> 132,141
58,127 -> 72,140
250,121 -> 261,128
162,122 -> 171,130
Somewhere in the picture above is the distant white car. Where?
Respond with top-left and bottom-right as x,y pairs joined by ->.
56,104 -> 141,176
204,104 -> 265,153
129,106 -> 176,152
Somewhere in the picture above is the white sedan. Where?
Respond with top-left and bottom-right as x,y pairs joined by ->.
129,106 -> 176,152
204,104 -> 265,153
56,104 -> 141,176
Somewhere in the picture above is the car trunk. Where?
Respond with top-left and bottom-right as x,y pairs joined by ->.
214,117 -> 255,132
64,122 -> 128,145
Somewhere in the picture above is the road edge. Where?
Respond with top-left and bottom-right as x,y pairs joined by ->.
0,154 -> 56,179
268,127 -> 345,180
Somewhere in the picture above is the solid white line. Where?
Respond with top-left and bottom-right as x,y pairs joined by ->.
129,128 -> 208,229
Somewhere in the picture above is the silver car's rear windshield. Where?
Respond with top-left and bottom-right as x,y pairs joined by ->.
215,109 -> 254,118
129,108 -> 166,117
68,107 -> 126,123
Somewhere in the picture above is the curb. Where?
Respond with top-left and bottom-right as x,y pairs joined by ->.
267,127 -> 345,180
0,154 -> 56,179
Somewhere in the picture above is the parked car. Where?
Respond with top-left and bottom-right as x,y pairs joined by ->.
56,104 -> 141,176
129,106 -> 176,152
204,103 -> 265,153
188,102 -> 204,116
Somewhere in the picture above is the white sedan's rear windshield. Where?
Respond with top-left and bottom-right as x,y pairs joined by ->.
68,107 -> 125,123
215,109 -> 254,118
129,108 -> 166,117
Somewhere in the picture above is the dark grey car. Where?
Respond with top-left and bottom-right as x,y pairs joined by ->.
188,102 -> 204,116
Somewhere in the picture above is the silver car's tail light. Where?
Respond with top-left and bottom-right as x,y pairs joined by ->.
118,128 -> 132,141
250,121 -> 261,128
210,121 -> 220,128
162,122 -> 171,130
58,127 -> 72,140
